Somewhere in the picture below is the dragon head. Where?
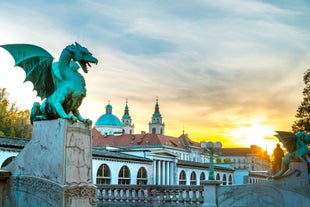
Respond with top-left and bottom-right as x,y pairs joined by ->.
66,42 -> 98,73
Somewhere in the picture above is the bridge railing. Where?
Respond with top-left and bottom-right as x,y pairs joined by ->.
96,184 -> 204,206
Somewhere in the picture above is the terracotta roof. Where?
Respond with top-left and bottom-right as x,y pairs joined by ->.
92,147 -> 151,162
221,145 -> 268,157
92,128 -> 200,149
178,134 -> 201,148
221,148 -> 252,156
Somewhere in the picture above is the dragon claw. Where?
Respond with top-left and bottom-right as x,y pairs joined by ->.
64,115 -> 78,123
84,119 -> 92,125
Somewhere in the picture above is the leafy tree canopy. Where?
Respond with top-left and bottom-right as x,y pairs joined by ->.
0,88 -> 32,138
292,68 -> 310,133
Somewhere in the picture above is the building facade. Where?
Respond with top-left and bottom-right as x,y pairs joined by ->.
0,99 -> 271,186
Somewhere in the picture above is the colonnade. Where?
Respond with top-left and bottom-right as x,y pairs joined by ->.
153,160 -> 175,185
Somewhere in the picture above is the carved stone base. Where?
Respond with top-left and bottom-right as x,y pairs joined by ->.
3,119 -> 96,207
64,184 -> 97,207
218,162 -> 310,207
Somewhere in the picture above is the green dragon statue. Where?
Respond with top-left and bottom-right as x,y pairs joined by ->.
273,131 -> 310,178
0,42 -> 98,125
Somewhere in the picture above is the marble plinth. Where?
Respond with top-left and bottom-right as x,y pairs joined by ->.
4,119 -> 96,207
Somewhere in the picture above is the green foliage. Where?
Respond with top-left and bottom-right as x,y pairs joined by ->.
216,157 -> 231,164
0,88 -> 32,138
292,68 -> 310,133
224,158 -> 232,164
216,157 -> 222,164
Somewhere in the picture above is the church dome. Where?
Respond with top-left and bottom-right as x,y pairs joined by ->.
95,104 -> 122,127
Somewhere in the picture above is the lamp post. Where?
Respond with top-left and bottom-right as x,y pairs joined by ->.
201,141 -> 222,180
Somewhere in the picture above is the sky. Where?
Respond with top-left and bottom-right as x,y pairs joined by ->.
1,0 -> 310,154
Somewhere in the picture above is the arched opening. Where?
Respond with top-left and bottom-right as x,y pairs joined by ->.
137,167 -> 147,184
228,174 -> 232,185
179,170 -> 186,185
1,156 -> 15,168
118,165 -> 130,184
96,164 -> 111,184
200,172 -> 205,182
190,171 -> 197,185
222,174 -> 227,185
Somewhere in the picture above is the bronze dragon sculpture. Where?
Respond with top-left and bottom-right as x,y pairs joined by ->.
0,42 -> 98,125
273,131 -> 310,178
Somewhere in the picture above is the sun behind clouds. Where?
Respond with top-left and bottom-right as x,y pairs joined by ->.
229,118 -> 279,154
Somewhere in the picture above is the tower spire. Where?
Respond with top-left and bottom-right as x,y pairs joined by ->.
122,99 -> 134,134
153,96 -> 161,117
149,97 -> 165,135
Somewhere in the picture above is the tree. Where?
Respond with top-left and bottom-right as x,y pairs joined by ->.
0,88 -> 32,138
223,158 -> 232,164
292,68 -> 310,133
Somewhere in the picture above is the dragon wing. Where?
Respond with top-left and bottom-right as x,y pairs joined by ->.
0,44 -> 54,100
275,131 -> 296,153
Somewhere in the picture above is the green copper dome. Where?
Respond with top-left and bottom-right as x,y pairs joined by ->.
95,104 -> 122,127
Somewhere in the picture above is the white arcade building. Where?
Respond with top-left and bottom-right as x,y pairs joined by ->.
0,99 -> 270,186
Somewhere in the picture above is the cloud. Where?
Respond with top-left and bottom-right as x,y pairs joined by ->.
1,0 -> 310,148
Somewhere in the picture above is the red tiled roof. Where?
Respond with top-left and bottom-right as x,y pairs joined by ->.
221,148 -> 252,156
92,128 -> 200,149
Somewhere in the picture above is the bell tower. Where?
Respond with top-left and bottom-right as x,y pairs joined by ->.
122,99 -> 134,134
148,97 -> 165,135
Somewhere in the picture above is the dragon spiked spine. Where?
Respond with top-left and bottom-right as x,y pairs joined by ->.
1,42 -> 98,125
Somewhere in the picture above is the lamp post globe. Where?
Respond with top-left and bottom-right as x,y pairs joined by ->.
201,141 -> 222,181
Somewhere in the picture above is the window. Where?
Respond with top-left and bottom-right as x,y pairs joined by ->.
152,128 -> 156,134
228,174 -> 232,185
200,172 -> 205,182
216,173 -> 220,181
137,167 -> 147,184
1,156 -> 15,168
118,165 -> 130,184
190,172 -> 197,185
179,170 -> 186,185
222,174 -> 227,185
96,164 -> 111,184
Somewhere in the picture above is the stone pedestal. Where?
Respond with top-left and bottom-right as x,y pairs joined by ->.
279,162 -> 309,188
3,119 -> 96,207
201,180 -> 221,207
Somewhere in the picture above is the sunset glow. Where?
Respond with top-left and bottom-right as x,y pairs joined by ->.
228,118 -> 278,154
0,1 -> 309,154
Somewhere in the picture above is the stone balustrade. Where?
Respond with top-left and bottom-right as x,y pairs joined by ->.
96,184 -> 204,206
